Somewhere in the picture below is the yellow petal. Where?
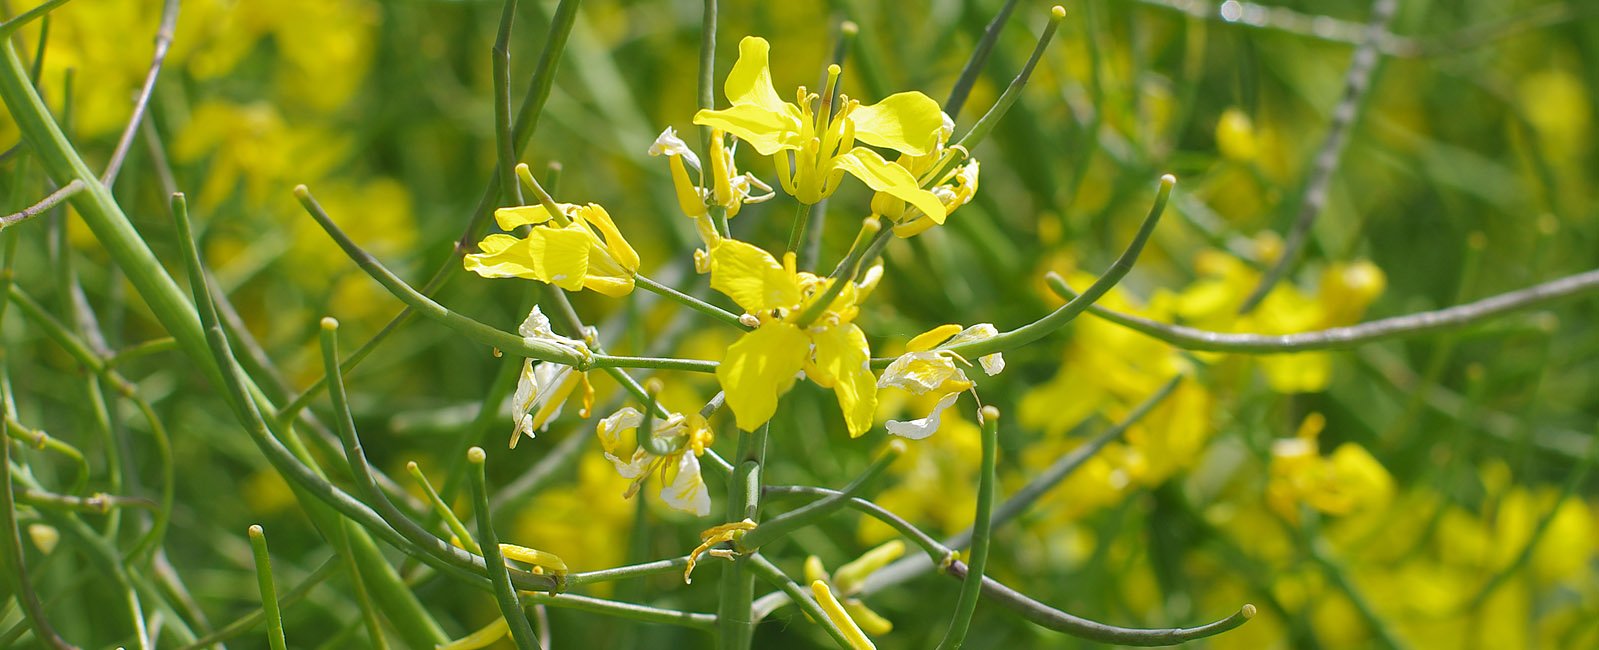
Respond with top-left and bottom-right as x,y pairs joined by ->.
575,203 -> 640,273
464,233 -> 539,279
694,104 -> 803,157
843,600 -> 894,636
717,323 -> 808,432
723,36 -> 789,114
666,154 -> 707,217
709,239 -> 802,314
849,92 -> 944,156
807,324 -> 877,438
833,148 -> 946,224
524,226 -> 591,292
494,204 -> 564,230
906,324 -> 961,352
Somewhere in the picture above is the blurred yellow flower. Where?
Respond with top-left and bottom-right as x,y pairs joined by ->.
1265,413 -> 1394,521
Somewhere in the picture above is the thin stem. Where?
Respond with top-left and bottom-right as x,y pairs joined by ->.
567,555 -> 695,586
246,525 -> 288,650
1237,0 -> 1397,313
945,0 -> 1021,118
697,0 -> 717,153
174,558 -> 341,650
469,448 -> 540,650
493,0 -> 525,207
635,273 -> 747,329
762,486 -> 947,564
739,440 -> 904,551
0,179 -> 82,228
405,461 -> 479,555
1,403 -> 78,649
795,218 -> 883,329
947,560 -> 1256,646
0,0 -> 73,38
937,407 -> 999,650
913,175 -> 1172,366
100,0 -> 176,185
105,337 -> 177,368
520,592 -> 717,630
786,201 -> 813,257
746,554 -> 854,649
1047,269 -> 1599,353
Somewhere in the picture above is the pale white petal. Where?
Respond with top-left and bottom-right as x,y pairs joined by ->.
518,305 -> 589,351
509,360 -> 539,448
661,453 -> 710,516
877,351 -> 967,394
979,353 -> 1005,376
885,392 -> 961,440
596,407 -> 644,452
648,127 -> 702,171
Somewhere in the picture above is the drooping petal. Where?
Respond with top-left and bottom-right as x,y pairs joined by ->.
464,233 -> 539,279
807,324 -> 877,438
647,127 -> 702,170
661,452 -> 711,516
575,204 -> 640,273
709,239 -> 802,314
509,360 -> 538,448
723,36 -> 789,114
595,407 -> 644,459
849,91 -> 945,156
694,104 -> 803,156
834,148 -> 947,224
885,391 -> 961,440
716,323 -> 809,432
494,204 -> 566,230
945,323 -> 1004,376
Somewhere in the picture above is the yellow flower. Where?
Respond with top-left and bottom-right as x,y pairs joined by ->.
870,112 -> 981,238
876,323 -> 1004,439
648,126 -> 774,221
464,201 -> 641,297
709,239 -> 880,436
594,405 -> 716,516
693,36 -> 946,219
1265,413 -> 1394,521
508,307 -> 594,448
1215,107 -> 1259,162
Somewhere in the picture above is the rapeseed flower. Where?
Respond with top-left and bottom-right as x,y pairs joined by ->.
694,36 -> 946,219
465,201 -> 640,297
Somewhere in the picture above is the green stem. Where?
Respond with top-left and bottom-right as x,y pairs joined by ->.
468,448 -> 539,650
718,423 -> 767,650
493,0 -> 525,207
794,218 -> 883,329
405,462 -> 479,555
635,273 -> 747,329
906,175 -> 1172,367
944,0 -> 1022,118
0,0 -> 73,38
937,408 -> 999,650
521,593 -> 717,630
1047,268 -> 1599,353
786,201 -> 813,257
174,559 -> 340,650
246,526 -> 288,650
739,441 -> 904,551
0,402 -> 77,649
567,555 -> 696,586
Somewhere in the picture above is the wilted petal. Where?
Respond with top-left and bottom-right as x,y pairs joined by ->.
885,391 -> 961,440
661,452 -> 711,516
